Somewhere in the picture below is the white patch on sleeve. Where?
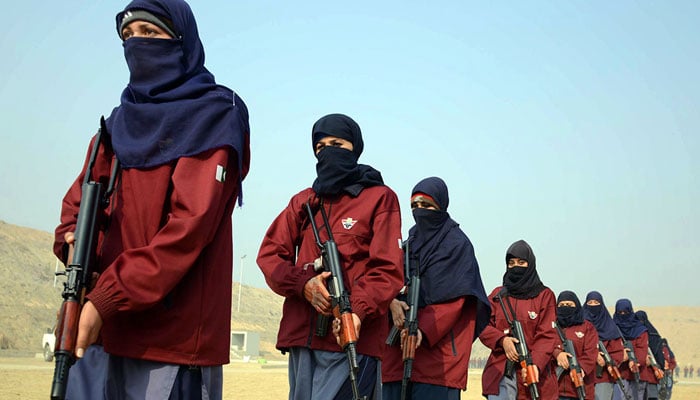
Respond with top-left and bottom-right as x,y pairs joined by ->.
216,165 -> 226,182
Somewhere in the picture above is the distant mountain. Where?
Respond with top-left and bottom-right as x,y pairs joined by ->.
0,219 -> 285,359
1,220 -> 698,367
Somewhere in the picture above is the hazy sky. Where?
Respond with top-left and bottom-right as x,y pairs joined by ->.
1,1 -> 698,307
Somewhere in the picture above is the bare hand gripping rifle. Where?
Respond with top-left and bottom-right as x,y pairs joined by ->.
553,322 -> 585,400
598,340 -> 631,400
385,240 -> 410,346
647,347 -> 665,380
51,117 -> 119,400
616,327 -> 641,385
399,243 -> 419,400
496,292 -> 540,400
304,201 -> 367,400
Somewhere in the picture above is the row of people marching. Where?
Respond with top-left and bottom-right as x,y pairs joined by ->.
479,239 -> 677,400
255,117 -> 677,400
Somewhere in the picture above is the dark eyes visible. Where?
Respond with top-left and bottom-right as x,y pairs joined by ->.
315,140 -> 344,152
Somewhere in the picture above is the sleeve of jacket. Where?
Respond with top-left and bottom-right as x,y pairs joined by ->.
579,321 -> 599,376
256,191 -> 317,298
349,189 -> 404,321
87,148 -> 238,318
530,289 -> 558,371
418,297 -> 465,348
479,292 -> 507,351
634,332 -> 649,368
54,134 -> 113,263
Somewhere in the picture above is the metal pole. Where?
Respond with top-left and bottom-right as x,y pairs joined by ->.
237,254 -> 246,312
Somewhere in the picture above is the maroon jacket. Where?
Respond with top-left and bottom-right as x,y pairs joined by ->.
257,186 -> 404,358
618,331 -> 648,382
54,137 -> 247,366
595,338 -> 626,384
382,297 -> 478,389
552,320 -> 598,399
479,286 -> 559,400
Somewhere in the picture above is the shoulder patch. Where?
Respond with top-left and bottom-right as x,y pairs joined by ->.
216,165 -> 226,182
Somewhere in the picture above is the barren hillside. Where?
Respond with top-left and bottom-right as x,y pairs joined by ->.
0,220 -> 696,367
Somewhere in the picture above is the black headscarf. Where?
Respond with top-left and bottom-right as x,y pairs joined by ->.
613,299 -> 647,339
556,290 -> 584,328
407,177 -> 491,338
583,291 -> 620,341
636,310 -> 664,365
310,114 -> 383,196
501,240 -> 546,299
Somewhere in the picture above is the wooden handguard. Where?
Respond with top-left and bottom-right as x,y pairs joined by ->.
402,333 -> 418,361
337,311 -> 357,349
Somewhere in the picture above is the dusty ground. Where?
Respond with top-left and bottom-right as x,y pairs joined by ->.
2,356 -> 699,399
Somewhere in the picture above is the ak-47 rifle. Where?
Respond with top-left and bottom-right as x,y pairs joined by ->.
385,240 -> 410,347
399,256 -> 420,400
304,202 -> 367,400
496,292 -> 540,400
553,322 -> 585,400
598,340 -> 631,400
616,327 -> 641,384
648,347 -> 665,380
51,117 -> 119,400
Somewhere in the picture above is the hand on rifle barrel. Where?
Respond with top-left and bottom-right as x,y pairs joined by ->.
304,271 -> 332,315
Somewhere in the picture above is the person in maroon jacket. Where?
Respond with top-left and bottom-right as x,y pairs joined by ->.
613,299 -> 649,400
636,310 -> 664,400
257,113 -> 404,400
479,240 -> 559,400
660,338 -> 676,400
583,291 -> 627,400
552,291 -> 598,400
381,177 -> 491,400
53,0 -> 250,398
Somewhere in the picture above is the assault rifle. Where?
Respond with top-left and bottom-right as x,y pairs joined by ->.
51,117 -> 119,400
553,322 -> 585,400
616,328 -> 641,384
648,347 -> 665,380
598,340 -> 631,400
496,292 -> 540,400
400,268 -> 420,399
385,240 -> 410,346
304,202 -> 366,400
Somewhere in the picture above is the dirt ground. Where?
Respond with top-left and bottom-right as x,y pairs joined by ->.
2,356 -> 699,400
